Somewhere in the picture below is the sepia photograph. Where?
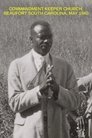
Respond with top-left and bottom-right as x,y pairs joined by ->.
0,0 -> 92,138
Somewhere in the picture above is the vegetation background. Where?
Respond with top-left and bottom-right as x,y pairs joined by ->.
0,0 -> 92,137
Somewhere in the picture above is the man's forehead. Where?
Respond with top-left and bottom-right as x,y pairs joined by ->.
34,25 -> 43,33
33,24 -> 51,34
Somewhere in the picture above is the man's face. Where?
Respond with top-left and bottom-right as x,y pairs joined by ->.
31,24 -> 53,56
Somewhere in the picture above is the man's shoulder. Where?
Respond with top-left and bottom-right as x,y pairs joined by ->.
8,51 -> 32,74
10,51 -> 32,66
51,55 -> 71,67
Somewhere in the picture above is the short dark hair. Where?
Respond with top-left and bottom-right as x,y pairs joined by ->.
31,20 -> 51,31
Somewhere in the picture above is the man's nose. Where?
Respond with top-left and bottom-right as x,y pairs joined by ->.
44,39 -> 48,43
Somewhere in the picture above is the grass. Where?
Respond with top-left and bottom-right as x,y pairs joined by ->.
0,73 -> 14,138
0,0 -> 92,137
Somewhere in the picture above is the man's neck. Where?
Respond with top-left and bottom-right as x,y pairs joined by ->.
32,49 -> 49,61
32,49 -> 50,71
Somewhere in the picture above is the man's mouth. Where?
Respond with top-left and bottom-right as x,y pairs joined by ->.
40,43 -> 51,55
41,44 -> 48,50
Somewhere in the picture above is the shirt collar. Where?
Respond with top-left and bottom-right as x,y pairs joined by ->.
31,49 -> 49,62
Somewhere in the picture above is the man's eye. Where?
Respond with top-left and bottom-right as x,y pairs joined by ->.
37,35 -> 52,40
37,36 -> 43,40
40,36 -> 46,40
40,37 -> 44,40
36,37 -> 42,40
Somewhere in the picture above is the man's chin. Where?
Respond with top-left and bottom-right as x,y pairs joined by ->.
41,50 -> 49,56
41,53 -> 48,56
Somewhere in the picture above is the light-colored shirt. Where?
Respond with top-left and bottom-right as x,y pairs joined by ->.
32,49 -> 49,71
31,49 -> 49,96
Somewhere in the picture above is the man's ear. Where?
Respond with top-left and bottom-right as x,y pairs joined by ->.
30,36 -> 33,43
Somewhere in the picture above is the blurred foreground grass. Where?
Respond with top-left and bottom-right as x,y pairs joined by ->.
0,74 -> 14,138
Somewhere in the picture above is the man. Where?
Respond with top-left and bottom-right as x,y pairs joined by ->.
8,20 -> 81,138
77,73 -> 92,138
